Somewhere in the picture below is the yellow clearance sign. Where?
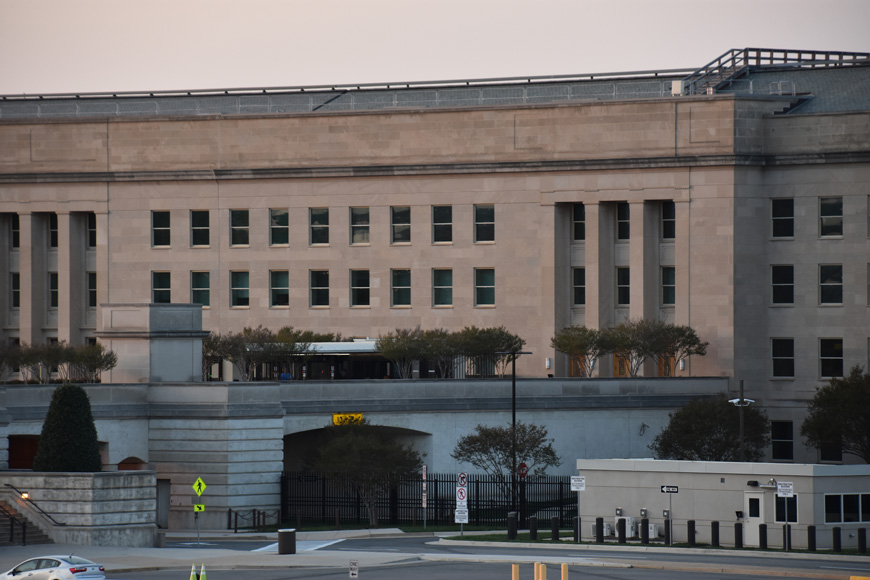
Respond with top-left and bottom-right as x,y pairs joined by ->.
332,413 -> 363,426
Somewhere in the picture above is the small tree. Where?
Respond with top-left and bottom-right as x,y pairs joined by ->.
0,341 -> 18,383
550,325 -> 605,377
453,326 -> 526,377
451,422 -> 561,501
32,382 -> 102,471
649,395 -> 770,461
312,420 -> 423,527
801,366 -> 870,463
71,344 -> 118,383
602,319 -> 662,377
421,328 -> 458,378
376,327 -> 425,379
651,324 -> 708,376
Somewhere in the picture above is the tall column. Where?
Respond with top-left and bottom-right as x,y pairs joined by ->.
18,213 -> 44,345
628,200 -> 656,322
95,211 -> 110,341
674,200 -> 691,327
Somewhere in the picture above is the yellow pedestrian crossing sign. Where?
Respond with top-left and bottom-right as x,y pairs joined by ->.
193,477 -> 206,496
194,504 -> 205,512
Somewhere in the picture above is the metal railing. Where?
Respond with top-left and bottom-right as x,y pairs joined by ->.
0,503 -> 27,545
4,484 -> 65,527
680,48 -> 870,95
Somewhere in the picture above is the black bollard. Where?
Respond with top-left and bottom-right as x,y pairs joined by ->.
529,516 -> 538,541
617,518 -> 626,544
759,524 -> 767,549
507,512 -> 518,540
687,520 -> 695,547
551,516 -> 560,542
664,519 -> 671,546
711,521 -> 719,547
807,525 -> 816,552
783,524 -> 791,551
833,527 -> 842,553
573,516 -> 581,543
641,517 -> 649,545
734,522 -> 743,549
859,528 -> 867,554
595,517 -> 604,543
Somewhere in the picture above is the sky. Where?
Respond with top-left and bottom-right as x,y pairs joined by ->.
1,0 -> 869,95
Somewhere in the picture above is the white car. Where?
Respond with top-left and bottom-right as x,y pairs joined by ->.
5,556 -> 105,580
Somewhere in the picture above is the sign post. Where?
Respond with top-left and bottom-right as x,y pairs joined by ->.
661,485 -> 678,546
455,472 -> 469,535
777,481 -> 794,551
422,465 -> 427,531
570,476 -> 585,543
192,477 -> 206,545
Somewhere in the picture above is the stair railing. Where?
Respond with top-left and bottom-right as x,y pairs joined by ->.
0,502 -> 27,546
4,483 -> 66,526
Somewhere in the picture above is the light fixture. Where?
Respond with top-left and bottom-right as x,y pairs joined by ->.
20,492 -> 30,500
545,358 -> 551,369
679,359 -> 685,371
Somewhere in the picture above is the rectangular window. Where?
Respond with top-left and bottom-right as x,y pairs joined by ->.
573,204 -> 585,241
151,211 -> 170,247
270,270 -> 289,307
573,267 -> 585,306
775,495 -> 798,523
843,495 -> 861,522
820,197 -> 843,237
230,271 -> 250,307
11,214 -> 20,248
190,210 -> 209,247
474,204 -> 495,242
772,198 -> 794,238
823,494 -> 870,523
48,213 -> 58,248
771,265 -> 794,304
391,206 -> 411,244
820,338 -> 844,378
87,272 -> 97,308
391,269 -> 411,307
475,268 -> 495,306
11,272 -> 20,308
616,202 -> 630,240
350,207 -> 370,245
771,420 -> 794,461
87,213 -> 97,248
820,264 -> 843,304
48,272 -> 58,308
432,206 -> 452,243
310,208 -> 329,245
350,270 -> 370,307
191,271 -> 210,307
433,269 -> 453,306
661,201 -> 675,239
230,210 -> 250,246
662,266 -> 675,305
616,267 -> 630,305
152,271 -> 170,304
310,270 -> 329,306
772,338 -> 795,378
270,209 -> 289,246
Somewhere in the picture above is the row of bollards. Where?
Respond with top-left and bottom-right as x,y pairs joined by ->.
511,562 -> 570,580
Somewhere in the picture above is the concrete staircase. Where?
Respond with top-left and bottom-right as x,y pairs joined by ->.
0,500 -> 53,546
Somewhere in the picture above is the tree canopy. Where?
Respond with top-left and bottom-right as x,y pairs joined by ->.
649,395 -> 770,461
801,366 -> 870,463
451,422 -> 561,501
312,419 -> 423,527
550,325 -> 605,377
32,382 -> 102,472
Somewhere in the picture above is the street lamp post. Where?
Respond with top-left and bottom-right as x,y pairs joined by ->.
729,379 -> 755,461
497,350 -> 531,514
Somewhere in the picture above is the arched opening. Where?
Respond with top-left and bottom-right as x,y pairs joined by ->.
118,456 -> 147,471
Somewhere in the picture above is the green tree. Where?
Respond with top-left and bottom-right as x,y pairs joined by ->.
312,420 -> 423,527
451,422 -> 561,501
649,396 -> 770,461
453,326 -> 526,377
421,328 -> 459,378
601,319 -> 663,377
32,382 -> 102,472
801,366 -> 870,463
651,324 -> 708,376
71,343 -> 118,383
376,327 -> 425,378
550,325 -> 605,377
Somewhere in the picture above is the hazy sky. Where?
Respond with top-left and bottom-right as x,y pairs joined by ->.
2,0 -> 869,95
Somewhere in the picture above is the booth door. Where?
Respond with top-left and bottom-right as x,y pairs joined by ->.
744,492 -> 765,547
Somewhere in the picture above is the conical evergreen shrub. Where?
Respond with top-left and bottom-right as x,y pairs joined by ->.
32,382 -> 102,472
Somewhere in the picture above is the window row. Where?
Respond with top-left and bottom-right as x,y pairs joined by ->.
771,263 -> 870,306
6,213 -> 97,249
572,266 -> 676,307
151,205 -> 496,248
825,493 -> 870,523
152,268 -> 497,308
771,337 -> 845,379
770,196 -> 870,239
571,201 -> 676,243
7,272 -> 97,310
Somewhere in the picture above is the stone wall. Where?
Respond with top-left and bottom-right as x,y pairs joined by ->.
1,471 -> 157,547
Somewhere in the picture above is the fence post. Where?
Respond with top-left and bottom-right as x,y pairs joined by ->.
551,516 -> 559,541
595,517 -> 604,543
529,516 -> 538,541
734,522 -> 743,549
711,521 -> 719,548
759,523 -> 767,549
687,520 -> 695,547
807,525 -> 816,551
573,516 -> 580,543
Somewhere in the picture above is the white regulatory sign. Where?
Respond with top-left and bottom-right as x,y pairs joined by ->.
570,476 -> 586,491
349,560 -> 359,579
455,508 -> 469,524
777,481 -> 794,498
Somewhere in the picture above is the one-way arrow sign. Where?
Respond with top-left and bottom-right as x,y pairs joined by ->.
661,485 -> 679,493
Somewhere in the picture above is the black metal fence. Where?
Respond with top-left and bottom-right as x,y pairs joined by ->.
281,472 -> 574,528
